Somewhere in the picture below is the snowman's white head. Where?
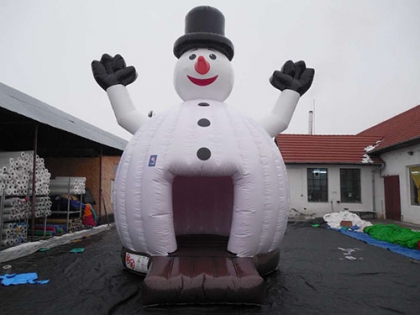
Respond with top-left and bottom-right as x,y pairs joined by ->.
174,48 -> 234,102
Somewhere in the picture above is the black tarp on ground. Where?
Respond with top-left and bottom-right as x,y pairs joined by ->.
1,223 -> 420,315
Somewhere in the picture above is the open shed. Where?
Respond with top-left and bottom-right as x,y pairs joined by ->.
0,82 -> 127,227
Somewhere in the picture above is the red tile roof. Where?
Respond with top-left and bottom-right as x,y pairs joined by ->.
276,134 -> 384,164
358,105 -> 420,153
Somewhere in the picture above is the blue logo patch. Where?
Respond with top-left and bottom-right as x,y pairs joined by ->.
148,155 -> 157,167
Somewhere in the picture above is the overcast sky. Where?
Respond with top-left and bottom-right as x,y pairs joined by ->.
1,0 -> 419,141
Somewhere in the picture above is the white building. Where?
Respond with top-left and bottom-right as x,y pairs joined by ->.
276,105 -> 420,225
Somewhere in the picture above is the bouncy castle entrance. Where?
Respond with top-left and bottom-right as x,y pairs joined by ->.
142,176 -> 264,305
143,239 -> 264,305
172,176 -> 234,237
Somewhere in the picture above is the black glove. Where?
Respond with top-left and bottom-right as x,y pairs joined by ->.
91,54 -> 137,91
270,60 -> 315,96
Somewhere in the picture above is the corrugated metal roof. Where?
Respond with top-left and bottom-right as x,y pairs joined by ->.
358,104 -> 420,153
276,134 -> 384,164
0,82 -> 127,151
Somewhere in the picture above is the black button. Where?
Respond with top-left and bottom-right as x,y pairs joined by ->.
198,118 -> 211,127
197,148 -> 211,161
198,102 -> 209,107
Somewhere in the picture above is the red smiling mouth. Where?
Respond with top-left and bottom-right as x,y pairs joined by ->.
187,75 -> 218,86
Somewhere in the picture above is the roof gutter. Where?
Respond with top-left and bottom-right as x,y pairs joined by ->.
370,137 -> 420,154
284,162 -> 384,165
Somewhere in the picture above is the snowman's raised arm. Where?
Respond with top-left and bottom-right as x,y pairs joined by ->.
107,85 -> 148,134
91,54 -> 147,134
259,60 -> 314,137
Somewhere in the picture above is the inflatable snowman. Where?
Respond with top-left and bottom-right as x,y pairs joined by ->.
92,6 -> 314,305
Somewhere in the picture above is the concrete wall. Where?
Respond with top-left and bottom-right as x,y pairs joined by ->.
379,143 -> 420,225
286,163 -> 383,218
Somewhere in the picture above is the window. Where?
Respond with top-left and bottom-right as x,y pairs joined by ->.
409,166 -> 420,206
340,169 -> 361,203
307,168 -> 328,202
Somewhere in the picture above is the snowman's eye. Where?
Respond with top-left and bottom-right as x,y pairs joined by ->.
209,54 -> 217,60
189,54 -> 196,60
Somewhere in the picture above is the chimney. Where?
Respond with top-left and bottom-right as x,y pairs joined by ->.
308,110 -> 314,135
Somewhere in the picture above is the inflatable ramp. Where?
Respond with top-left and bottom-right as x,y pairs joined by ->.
142,235 -> 264,305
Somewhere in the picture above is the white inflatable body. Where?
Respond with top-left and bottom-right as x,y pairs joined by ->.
114,99 -> 290,257
93,5 -> 314,305
109,47 -> 297,259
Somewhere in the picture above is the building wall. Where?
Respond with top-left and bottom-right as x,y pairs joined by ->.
286,163 -> 383,218
101,156 -> 120,216
379,143 -> 420,225
45,157 -> 100,204
44,156 -> 121,219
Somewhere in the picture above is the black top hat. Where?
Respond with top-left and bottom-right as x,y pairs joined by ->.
173,6 -> 234,60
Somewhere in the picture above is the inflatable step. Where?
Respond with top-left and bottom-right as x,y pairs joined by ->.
142,255 -> 264,305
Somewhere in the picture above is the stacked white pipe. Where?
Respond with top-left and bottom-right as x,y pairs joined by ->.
1,196 -> 52,222
1,197 -> 30,221
27,151 -> 51,196
0,151 -> 52,248
1,222 -> 28,247
29,196 -> 53,218
0,151 -> 51,196
49,177 -> 86,195
68,218 -> 84,232
0,151 -> 31,196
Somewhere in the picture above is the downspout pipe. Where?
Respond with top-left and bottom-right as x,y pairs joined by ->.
31,124 -> 38,242
372,169 -> 376,213
99,147 -> 103,223
372,163 -> 385,214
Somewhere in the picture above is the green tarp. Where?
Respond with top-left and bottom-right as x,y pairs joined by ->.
364,224 -> 420,249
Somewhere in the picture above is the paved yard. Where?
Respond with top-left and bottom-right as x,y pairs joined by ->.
1,223 -> 419,315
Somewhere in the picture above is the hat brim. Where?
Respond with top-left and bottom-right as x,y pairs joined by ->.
174,33 -> 234,61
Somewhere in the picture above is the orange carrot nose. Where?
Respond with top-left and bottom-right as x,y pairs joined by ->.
195,56 -> 210,75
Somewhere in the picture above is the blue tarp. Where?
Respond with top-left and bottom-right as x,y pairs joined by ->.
334,228 -> 420,260
0,273 -> 49,286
